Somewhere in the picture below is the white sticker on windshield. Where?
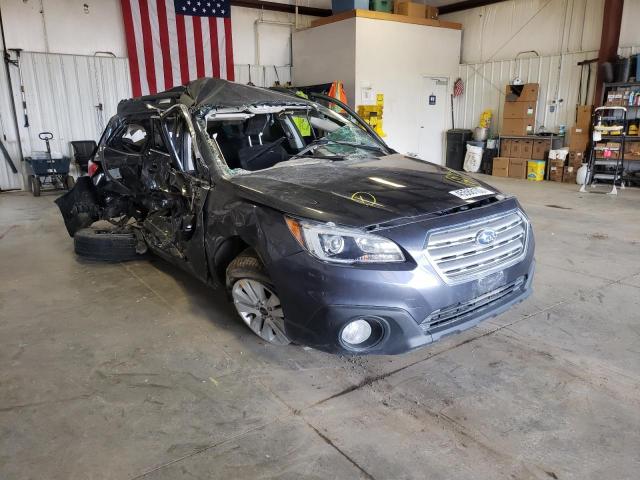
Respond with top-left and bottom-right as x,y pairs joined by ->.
449,187 -> 494,200
108,168 -> 122,179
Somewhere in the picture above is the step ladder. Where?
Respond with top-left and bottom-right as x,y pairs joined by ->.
580,106 -> 627,195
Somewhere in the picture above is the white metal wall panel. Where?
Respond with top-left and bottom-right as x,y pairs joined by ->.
0,30 -> 22,190
15,52 -> 131,159
233,64 -> 292,88
620,1 -> 640,48
454,45 -> 640,134
441,0 -> 605,64
454,50 -> 599,133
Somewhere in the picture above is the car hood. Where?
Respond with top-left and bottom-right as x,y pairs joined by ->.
229,154 -> 500,228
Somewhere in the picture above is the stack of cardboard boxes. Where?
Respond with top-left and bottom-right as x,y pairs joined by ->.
552,105 -> 592,183
548,151 -> 584,183
492,137 -> 548,179
500,84 -> 538,136
567,106 -> 591,153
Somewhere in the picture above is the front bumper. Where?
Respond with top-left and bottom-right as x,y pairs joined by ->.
266,201 -> 536,355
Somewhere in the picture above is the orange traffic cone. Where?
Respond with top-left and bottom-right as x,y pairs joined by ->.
327,81 -> 347,112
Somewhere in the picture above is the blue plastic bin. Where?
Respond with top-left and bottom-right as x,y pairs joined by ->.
332,0 -> 369,14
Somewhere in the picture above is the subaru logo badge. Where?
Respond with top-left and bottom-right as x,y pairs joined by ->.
476,228 -> 497,246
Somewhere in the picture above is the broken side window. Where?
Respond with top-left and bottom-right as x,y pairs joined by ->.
108,121 -> 149,154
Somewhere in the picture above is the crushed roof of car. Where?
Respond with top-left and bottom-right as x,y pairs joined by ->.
118,78 -> 311,116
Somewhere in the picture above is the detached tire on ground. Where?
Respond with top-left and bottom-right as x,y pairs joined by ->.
74,227 -> 140,262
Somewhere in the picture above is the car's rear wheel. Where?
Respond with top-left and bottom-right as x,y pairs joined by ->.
227,251 -> 291,346
74,226 -> 140,262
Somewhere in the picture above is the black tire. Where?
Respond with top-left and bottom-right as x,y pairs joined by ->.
65,175 -> 75,189
226,250 -> 291,345
32,177 -> 41,197
74,227 -> 140,262
226,250 -> 270,288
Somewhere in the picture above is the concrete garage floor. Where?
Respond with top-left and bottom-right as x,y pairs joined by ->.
1,176 -> 639,480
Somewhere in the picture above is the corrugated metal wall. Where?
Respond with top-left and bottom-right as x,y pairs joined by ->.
454,46 -> 640,133
233,64 -> 292,88
440,0 -> 605,64
0,29 -> 22,190
16,52 -> 131,158
0,51 -> 131,190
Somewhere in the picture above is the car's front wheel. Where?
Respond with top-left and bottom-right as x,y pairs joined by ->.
227,251 -> 291,346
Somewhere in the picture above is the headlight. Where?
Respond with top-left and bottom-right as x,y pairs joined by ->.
285,217 -> 405,264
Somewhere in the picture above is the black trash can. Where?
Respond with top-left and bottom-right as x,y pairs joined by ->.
446,129 -> 473,171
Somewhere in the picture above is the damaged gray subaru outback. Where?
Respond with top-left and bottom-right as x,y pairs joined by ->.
57,78 -> 534,355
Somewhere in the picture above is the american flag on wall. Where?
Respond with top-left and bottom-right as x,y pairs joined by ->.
120,0 -> 234,97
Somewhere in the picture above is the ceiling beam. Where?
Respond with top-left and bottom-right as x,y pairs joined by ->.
230,0 -> 332,17
439,0 -> 509,15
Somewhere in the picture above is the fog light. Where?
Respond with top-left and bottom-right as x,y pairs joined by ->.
341,319 -> 372,345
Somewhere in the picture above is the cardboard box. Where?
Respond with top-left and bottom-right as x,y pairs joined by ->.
425,5 -> 438,19
503,101 -> 537,119
501,118 -> 535,136
394,1 -> 426,17
625,141 -> 640,160
576,105 -> 593,129
549,158 -> 565,168
532,139 -> 548,159
568,127 -> 589,152
500,138 -> 512,157
492,157 -> 509,177
505,83 -> 539,102
568,151 -> 584,168
549,165 -> 564,182
520,139 -> 533,159
563,165 -> 577,184
509,139 -> 521,156
508,158 -> 528,179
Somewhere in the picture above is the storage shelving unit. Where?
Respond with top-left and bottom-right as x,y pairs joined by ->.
590,82 -> 640,188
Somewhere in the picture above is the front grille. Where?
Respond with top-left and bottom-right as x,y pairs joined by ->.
425,210 -> 528,283
420,276 -> 526,333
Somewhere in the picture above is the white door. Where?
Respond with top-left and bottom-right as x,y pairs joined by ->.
417,76 -> 449,165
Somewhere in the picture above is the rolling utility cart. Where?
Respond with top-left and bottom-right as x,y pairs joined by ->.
25,132 -> 74,197
580,106 -> 627,195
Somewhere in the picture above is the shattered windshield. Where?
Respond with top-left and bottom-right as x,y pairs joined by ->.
204,103 -> 387,176
304,123 -> 382,158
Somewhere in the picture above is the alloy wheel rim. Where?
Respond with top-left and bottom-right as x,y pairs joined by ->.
231,279 -> 290,345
